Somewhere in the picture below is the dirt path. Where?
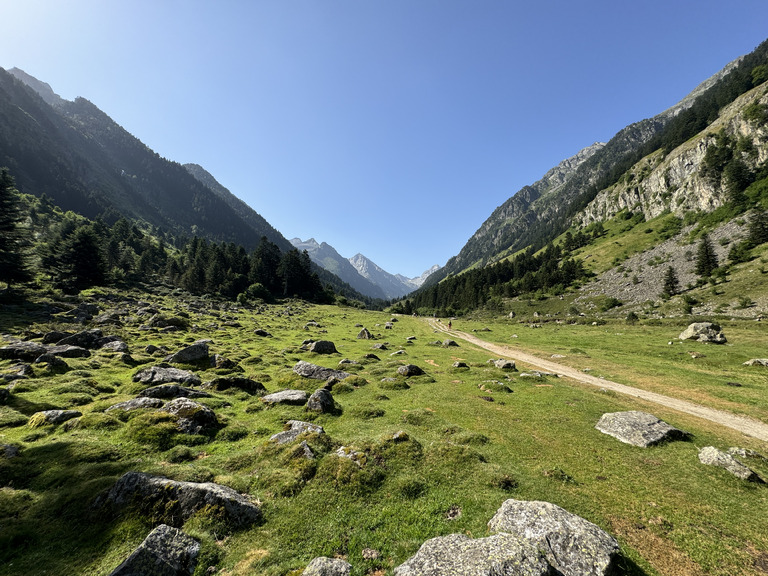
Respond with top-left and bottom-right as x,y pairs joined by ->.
427,319 -> 768,443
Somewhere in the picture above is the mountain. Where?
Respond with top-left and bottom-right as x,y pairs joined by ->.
0,67 -> 288,252
348,253 -> 427,299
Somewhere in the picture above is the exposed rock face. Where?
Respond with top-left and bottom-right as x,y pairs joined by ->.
679,322 -> 726,344
595,411 -> 689,447
165,340 -> 211,364
397,364 -> 424,377
487,499 -> 620,576
698,446 -> 765,482
261,389 -> 309,406
306,388 -> 335,413
293,361 -> 351,381
100,471 -> 262,528
133,366 -> 202,386
394,533 -> 556,576
204,377 -> 266,395
163,397 -> 218,434
303,556 -> 352,576
108,524 -> 200,576
270,420 -> 325,445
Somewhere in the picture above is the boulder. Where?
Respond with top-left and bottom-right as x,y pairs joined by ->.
487,499 -> 620,576
28,409 -> 82,427
443,339 -> 459,347
371,343 -> 388,350
204,377 -> 266,395
108,524 -> 200,576
165,340 -> 211,364
678,322 -> 726,344
254,329 -> 273,337
140,385 -> 211,399
211,354 -> 240,370
452,361 -> 469,368
356,328 -> 374,340
163,397 -> 218,434
100,471 -> 262,528
2,444 -> 20,458
133,366 -> 202,386
33,353 -> 70,370
57,329 -> 105,349
493,359 -> 517,371
106,397 -> 166,412
101,340 -> 129,353
42,330 -> 72,344
0,341 -> 48,362
261,389 -> 309,406
308,340 -> 338,354
394,533 -> 554,576
698,446 -> 765,482
397,364 -> 424,377
306,388 -> 335,413
303,557 -> 352,576
46,345 -> 91,358
270,420 -> 325,445
743,358 -> 768,367
2,363 -> 34,381
595,411 -> 689,447
293,360 -> 351,381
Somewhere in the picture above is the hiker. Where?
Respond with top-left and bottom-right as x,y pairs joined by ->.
448,321 -> 452,329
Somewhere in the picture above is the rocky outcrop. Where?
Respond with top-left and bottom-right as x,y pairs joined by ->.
698,446 -> 765,482
108,524 -> 200,576
679,322 -> 726,344
595,411 -> 689,447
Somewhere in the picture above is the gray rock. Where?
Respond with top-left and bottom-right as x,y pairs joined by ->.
31,409 -> 82,426
42,330 -> 72,344
133,366 -> 202,386
33,353 -> 69,370
308,340 -> 338,354
204,377 -> 266,395
140,385 -> 211,399
254,329 -> 273,337
101,340 -> 129,353
303,557 -> 352,576
678,322 -> 726,344
394,533 -> 555,576
57,328 -> 105,349
743,358 -> 768,367
0,341 -> 48,362
493,358 -> 517,371
106,397 -> 166,412
108,524 -> 200,576
0,387 -> 8,403
270,420 -> 325,444
46,344 -> 91,358
487,499 -> 620,576
165,340 -> 211,364
371,343 -> 388,350
698,446 -> 765,482
306,388 -> 335,413
357,328 -> 374,340
163,397 -> 218,435
452,361 -> 469,368
100,471 -> 262,528
2,444 -> 20,458
293,360 -> 351,381
443,339 -> 459,347
1,363 -> 34,382
595,411 -> 689,447
397,364 -> 424,377
261,389 -> 309,406
384,322 -> 394,329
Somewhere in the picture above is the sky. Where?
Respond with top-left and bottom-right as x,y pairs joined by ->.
2,1 -> 768,278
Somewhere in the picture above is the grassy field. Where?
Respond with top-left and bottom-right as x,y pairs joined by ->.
1,288 -> 767,575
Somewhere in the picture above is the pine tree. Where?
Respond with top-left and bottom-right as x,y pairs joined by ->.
0,169 -> 32,287
662,266 -> 679,298
695,234 -> 718,278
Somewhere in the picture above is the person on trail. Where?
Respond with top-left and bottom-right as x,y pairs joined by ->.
448,321 -> 452,329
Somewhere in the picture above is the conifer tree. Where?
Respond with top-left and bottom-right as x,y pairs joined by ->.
0,169 -> 32,287
695,234 -> 718,278
662,266 -> 679,298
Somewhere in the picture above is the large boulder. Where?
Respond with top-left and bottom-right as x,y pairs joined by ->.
308,340 -> 338,354
293,361 -> 351,381
46,344 -> 91,358
163,397 -> 218,435
356,328 -> 374,340
108,524 -> 200,576
698,446 -> 765,482
133,366 -> 202,387
493,358 -> 517,371
28,409 -> 82,427
270,420 -> 325,445
743,358 -> 768,367
397,364 -> 424,377
0,341 -> 48,362
306,388 -> 335,413
100,471 -> 262,528
57,328 -> 105,349
595,411 -> 689,447
165,340 -> 211,364
678,322 -> 726,344
394,533 -> 555,576
487,499 -> 620,576
261,389 -> 309,406
303,557 -> 352,576
204,377 -> 267,395
106,397 -> 165,412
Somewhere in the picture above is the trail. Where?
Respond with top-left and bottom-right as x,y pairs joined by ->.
427,319 -> 768,443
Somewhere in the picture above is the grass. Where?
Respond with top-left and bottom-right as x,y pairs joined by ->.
1,287 -> 768,575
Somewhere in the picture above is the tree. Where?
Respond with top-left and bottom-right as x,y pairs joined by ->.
695,234 -> 718,278
661,266 -> 679,298
59,223 -> 107,291
0,169 -> 32,287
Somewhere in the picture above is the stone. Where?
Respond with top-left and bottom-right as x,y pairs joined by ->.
306,388 -> 335,413
303,556 -> 352,576
385,322 -> 394,329
211,354 -> 240,370
261,389 -> 309,406
100,471 -> 262,528
42,330 -> 72,344
0,341 -> 48,362
453,361 -> 469,368
698,446 -> 765,482
2,363 -> 34,381
140,385 -> 211,399
28,409 -> 82,427
487,499 -> 620,576
33,353 -> 70,370
57,328 -> 105,349
357,328 -> 373,340
165,340 -> 211,364
372,343 -> 388,350
102,340 -> 129,353
108,523 -> 200,576
270,420 -> 325,444
293,360 -> 351,381
335,446 -> 366,466
133,366 -> 202,386
46,344 -> 91,358
204,377 -> 266,395
394,533 -> 555,576
443,339 -> 459,347
106,397 -> 166,412
678,322 -> 726,344
254,329 -> 273,337
595,411 -> 689,447
308,340 -> 338,354
397,364 -> 424,377
743,358 -> 768,367
163,397 -> 219,434
493,358 -> 517,371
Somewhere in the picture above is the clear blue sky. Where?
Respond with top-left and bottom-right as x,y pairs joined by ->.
3,1 -> 768,277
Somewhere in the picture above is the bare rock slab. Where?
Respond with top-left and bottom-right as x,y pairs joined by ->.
698,446 -> 765,483
108,524 -> 200,576
595,411 -> 689,447
133,366 -> 202,386
488,499 -> 620,576
261,389 -> 309,406
394,533 -> 555,576
271,420 -> 326,445
293,360 -> 350,381
303,556 -> 352,576
100,471 -> 262,528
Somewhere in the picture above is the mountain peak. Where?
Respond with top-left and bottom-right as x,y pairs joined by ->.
8,67 -> 66,107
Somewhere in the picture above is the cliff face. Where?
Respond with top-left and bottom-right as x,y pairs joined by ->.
578,84 -> 768,225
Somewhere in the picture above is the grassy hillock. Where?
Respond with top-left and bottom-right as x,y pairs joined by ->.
1,286 -> 767,575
